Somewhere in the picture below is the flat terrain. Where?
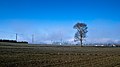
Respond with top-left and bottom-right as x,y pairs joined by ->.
0,42 -> 120,67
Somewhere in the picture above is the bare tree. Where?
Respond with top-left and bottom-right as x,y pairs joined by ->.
73,22 -> 88,47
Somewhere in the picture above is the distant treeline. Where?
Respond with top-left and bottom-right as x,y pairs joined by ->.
0,39 -> 28,44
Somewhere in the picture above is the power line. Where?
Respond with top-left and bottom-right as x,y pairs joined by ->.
0,31 -> 30,42
0,31 -> 16,34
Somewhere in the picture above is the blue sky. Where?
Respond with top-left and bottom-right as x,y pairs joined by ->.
0,0 -> 120,43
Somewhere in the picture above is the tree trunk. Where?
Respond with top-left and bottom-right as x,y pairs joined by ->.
80,39 -> 82,47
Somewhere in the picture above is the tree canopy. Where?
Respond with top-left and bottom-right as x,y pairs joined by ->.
73,22 -> 88,46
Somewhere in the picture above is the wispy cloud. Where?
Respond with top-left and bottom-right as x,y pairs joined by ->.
1,19 -> 120,44
2,19 -> 74,43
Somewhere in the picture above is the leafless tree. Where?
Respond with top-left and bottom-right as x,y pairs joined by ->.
73,22 -> 88,47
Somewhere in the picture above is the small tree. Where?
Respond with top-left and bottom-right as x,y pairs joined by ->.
73,22 -> 88,47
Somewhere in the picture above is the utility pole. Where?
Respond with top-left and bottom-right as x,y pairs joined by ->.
16,33 -> 18,42
60,32 -> 63,45
51,40 -> 53,45
32,34 -> 34,44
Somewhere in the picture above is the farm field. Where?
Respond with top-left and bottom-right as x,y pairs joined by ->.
0,43 -> 120,67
